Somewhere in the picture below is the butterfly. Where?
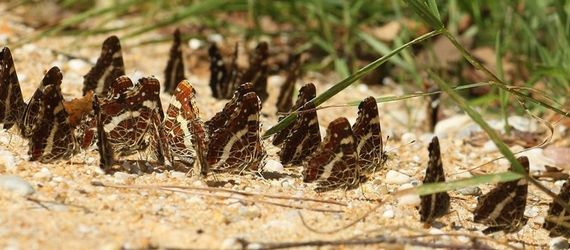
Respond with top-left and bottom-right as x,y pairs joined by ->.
418,136 -> 450,223
206,87 -> 265,173
352,96 -> 385,175
272,83 -> 317,147
473,156 -> 529,234
302,117 -> 361,192
163,29 -> 186,94
273,83 -> 320,165
275,53 -> 302,113
22,67 -> 77,162
93,95 -> 114,169
240,42 -> 269,103
96,76 -> 164,156
0,47 -> 26,130
83,35 -> 126,96
162,80 -> 208,176
205,82 -> 254,137
208,43 -> 241,99
543,179 -> 570,238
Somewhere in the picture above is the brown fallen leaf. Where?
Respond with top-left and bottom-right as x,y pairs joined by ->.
63,91 -> 93,127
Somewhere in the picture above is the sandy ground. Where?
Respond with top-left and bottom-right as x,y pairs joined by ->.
0,4 -> 568,250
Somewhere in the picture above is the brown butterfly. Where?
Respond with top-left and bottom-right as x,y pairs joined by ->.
207,88 -> 265,173
275,53 -> 302,113
303,117 -> 361,192
209,43 -> 241,99
543,179 -> 570,238
272,83 -> 317,147
162,80 -> 208,176
96,76 -> 164,156
163,29 -> 186,94
273,83 -> 320,165
0,47 -> 26,130
83,36 -> 126,96
352,96 -> 385,175
473,156 -> 529,234
241,42 -> 269,103
418,136 -> 450,223
23,67 -> 77,162
205,82 -> 254,137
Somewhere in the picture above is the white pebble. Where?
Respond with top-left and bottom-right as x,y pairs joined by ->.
382,208 -> 395,218
239,205 -> 261,219
188,38 -> 202,50
482,140 -> 497,152
357,84 -> 369,93
401,132 -> 416,144
524,206 -> 540,218
208,34 -> 223,43
112,172 -> 131,184
385,170 -> 411,184
0,149 -> 16,170
221,238 -> 242,250
263,160 -> 283,172
33,167 -> 52,180
67,59 -> 88,71
550,237 -> 569,250
170,171 -> 187,179
0,175 -> 35,196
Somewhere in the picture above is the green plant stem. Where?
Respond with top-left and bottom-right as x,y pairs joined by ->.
262,29 -> 442,139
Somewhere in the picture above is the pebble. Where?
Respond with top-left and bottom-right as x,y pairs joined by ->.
385,170 -> 411,184
112,172 -> 131,184
33,167 -> 52,180
482,140 -> 497,152
524,206 -> 540,218
0,150 -> 16,170
239,205 -> 261,219
401,132 -> 417,144
208,34 -> 223,43
435,115 -> 472,139
263,160 -> 283,173
67,59 -> 88,71
382,208 -> 395,218
550,237 -> 569,250
518,148 -> 554,173
170,171 -> 187,179
0,175 -> 35,196
357,84 -> 369,94
188,38 -> 202,50
456,186 -> 481,196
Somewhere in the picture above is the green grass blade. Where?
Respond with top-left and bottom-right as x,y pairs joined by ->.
262,29 -> 442,139
408,171 -> 522,196
430,72 -> 570,212
404,0 -> 444,30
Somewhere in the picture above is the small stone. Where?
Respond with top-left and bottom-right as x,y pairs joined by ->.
189,38 -> 202,50
401,132 -> 417,144
482,141 -> 497,152
524,206 -> 540,218
534,216 -> 545,225
208,34 -> 223,43
221,238 -> 242,249
0,175 -> 35,196
0,149 -> 16,170
385,170 -> 411,184
113,172 -> 131,184
170,171 -> 187,179
85,157 -> 96,166
239,205 -> 261,219
67,59 -> 88,71
263,160 -> 283,172
357,84 -> 369,93
456,186 -> 481,196
382,208 -> 395,218
550,237 -> 569,250
33,167 -> 52,180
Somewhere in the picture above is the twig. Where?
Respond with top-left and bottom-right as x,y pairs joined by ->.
298,202 -> 385,234
92,181 -> 344,213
